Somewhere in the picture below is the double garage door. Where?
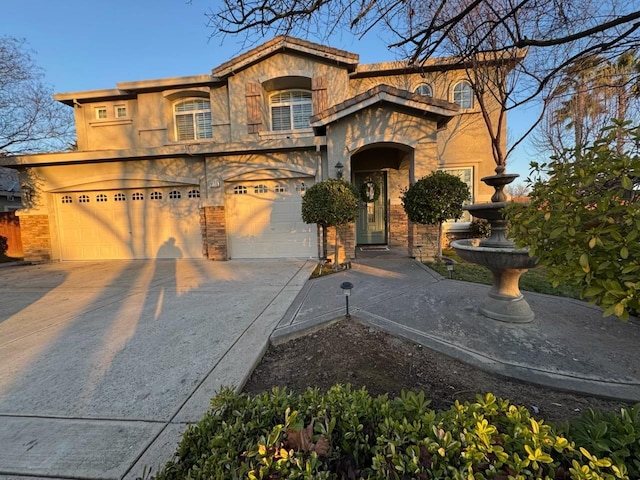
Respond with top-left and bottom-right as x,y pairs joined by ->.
55,186 -> 202,260
55,179 -> 317,261
226,178 -> 317,259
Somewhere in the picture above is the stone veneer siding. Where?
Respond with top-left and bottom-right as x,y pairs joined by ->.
326,224 -> 356,264
388,204 -> 409,250
19,215 -> 52,262
201,206 -> 228,260
408,222 -> 440,260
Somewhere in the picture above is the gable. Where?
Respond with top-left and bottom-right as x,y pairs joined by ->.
211,36 -> 359,78
310,84 -> 459,129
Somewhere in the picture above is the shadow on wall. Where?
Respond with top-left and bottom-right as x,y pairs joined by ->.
157,237 -> 183,259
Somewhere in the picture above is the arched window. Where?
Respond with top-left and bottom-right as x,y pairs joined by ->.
452,81 -> 474,109
270,90 -> 313,131
415,84 -> 432,97
174,98 -> 212,141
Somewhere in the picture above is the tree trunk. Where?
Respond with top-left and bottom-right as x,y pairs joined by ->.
333,225 -> 340,271
437,222 -> 443,261
321,224 -> 328,259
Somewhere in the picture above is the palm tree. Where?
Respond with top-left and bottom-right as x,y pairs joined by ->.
597,50 -> 640,153
551,56 -> 608,158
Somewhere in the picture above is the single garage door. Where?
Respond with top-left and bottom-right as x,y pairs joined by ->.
55,186 -> 202,260
226,178 -> 317,259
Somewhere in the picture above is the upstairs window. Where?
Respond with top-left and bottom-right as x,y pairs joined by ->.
174,98 -> 212,141
115,105 -> 128,118
453,81 -> 474,109
270,90 -> 312,131
95,107 -> 107,120
415,84 -> 432,97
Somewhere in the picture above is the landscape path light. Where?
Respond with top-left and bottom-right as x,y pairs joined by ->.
340,281 -> 354,319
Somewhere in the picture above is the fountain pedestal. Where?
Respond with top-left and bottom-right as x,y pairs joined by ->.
451,171 -> 538,323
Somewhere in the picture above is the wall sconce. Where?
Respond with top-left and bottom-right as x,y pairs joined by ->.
21,184 -> 34,204
340,281 -> 354,319
334,162 -> 344,179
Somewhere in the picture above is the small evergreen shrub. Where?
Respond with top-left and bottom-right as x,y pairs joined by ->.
150,386 -> 637,480
0,235 -> 7,255
559,404 -> 640,478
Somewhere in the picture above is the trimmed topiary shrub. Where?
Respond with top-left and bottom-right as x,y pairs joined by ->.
149,386 -> 636,480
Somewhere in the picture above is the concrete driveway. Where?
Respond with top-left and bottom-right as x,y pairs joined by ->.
0,259 -> 312,480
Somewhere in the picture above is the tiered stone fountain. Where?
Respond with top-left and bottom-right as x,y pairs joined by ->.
451,166 -> 538,323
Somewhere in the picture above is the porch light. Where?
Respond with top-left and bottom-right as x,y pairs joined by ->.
340,281 -> 354,319
334,161 -> 344,179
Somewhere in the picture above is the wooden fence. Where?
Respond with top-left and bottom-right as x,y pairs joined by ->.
0,212 -> 23,258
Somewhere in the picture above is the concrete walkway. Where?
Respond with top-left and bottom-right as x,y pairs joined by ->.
1,254 -> 639,479
0,259 -> 313,480
275,253 -> 640,402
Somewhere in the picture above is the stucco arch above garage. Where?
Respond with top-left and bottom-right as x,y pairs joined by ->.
46,173 -> 201,193
224,165 -> 315,182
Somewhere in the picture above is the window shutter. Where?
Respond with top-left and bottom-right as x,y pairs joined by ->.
246,82 -> 262,134
312,76 -> 327,116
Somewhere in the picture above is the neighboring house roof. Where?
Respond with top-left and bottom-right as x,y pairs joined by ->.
0,166 -> 20,196
309,84 -> 459,128
211,36 -> 360,77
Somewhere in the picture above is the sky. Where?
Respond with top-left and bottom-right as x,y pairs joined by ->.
3,0 -> 536,181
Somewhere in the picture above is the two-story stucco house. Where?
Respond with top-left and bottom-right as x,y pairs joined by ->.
2,36 -> 504,262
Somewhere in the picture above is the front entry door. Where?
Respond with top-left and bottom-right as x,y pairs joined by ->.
355,172 -> 387,244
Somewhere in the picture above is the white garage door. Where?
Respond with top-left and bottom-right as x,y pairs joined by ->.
226,178 -> 317,259
55,186 -> 202,260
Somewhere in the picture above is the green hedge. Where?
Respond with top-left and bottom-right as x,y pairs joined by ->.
150,386 -> 639,479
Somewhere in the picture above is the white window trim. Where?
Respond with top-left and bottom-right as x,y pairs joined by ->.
415,83 -> 433,96
114,104 -> 128,118
269,90 -> 313,132
95,107 -> 107,120
451,81 -> 474,110
441,166 -> 474,228
173,98 -> 213,142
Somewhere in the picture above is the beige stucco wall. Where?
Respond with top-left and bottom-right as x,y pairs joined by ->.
205,150 -> 319,205
325,106 -> 439,183
350,70 -> 503,203
225,52 -> 351,143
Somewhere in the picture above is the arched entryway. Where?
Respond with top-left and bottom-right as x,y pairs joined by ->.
350,144 -> 413,248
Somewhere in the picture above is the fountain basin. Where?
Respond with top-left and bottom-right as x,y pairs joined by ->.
451,239 -> 539,323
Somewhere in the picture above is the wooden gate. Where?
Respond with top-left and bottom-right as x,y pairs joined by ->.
0,212 -> 23,258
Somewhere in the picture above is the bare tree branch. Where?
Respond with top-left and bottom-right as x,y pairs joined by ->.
0,37 -> 75,155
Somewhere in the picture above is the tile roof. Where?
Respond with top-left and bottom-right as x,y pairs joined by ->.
309,84 -> 459,126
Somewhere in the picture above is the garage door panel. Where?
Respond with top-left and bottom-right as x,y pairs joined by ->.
226,179 -> 317,259
55,187 -> 202,260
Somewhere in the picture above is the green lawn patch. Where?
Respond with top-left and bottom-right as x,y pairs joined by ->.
428,249 -> 582,300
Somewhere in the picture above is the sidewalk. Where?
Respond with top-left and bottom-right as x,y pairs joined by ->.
273,254 -> 640,402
